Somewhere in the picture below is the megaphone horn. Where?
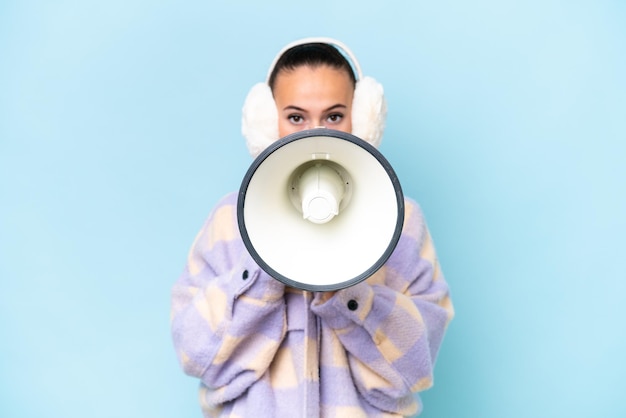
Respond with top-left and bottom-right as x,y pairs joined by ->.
237,128 -> 404,291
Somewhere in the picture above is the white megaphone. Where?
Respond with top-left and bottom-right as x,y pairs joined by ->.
237,128 -> 404,291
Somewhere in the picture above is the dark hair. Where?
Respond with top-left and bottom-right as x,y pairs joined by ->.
268,43 -> 357,91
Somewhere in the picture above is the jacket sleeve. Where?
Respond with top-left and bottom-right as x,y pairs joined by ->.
170,193 -> 287,404
310,198 -> 454,414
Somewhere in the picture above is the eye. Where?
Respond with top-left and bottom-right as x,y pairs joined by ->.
288,114 -> 305,124
326,113 -> 344,124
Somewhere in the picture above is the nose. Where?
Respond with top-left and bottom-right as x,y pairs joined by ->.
296,123 -> 326,132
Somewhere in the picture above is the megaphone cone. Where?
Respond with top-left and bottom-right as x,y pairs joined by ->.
237,129 -> 404,291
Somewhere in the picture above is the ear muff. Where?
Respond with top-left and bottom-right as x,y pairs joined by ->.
351,76 -> 387,149
241,37 -> 387,158
241,83 -> 279,159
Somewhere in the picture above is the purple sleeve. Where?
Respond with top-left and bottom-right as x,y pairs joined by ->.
170,193 -> 287,404
311,198 -> 454,412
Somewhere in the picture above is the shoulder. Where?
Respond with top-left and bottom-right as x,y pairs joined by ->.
402,197 -> 427,245
203,191 -> 239,224
212,191 -> 239,213
191,191 -> 241,251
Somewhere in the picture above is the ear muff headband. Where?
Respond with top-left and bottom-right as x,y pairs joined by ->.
242,37 -> 387,158
265,37 -> 364,82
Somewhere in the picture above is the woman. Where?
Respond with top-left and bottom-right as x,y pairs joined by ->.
171,38 -> 454,417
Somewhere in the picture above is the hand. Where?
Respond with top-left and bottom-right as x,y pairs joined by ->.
317,290 -> 337,303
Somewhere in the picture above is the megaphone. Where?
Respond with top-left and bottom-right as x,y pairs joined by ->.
237,128 -> 404,291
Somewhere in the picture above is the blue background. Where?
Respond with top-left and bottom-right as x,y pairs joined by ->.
1,1 -> 625,417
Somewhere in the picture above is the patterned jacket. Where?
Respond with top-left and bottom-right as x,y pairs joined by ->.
171,192 -> 454,417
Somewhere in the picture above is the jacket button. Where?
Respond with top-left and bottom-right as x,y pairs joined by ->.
347,299 -> 358,311
242,270 -> 249,280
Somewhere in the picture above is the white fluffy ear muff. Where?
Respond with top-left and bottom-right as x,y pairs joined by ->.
241,83 -> 278,158
351,76 -> 387,149
241,37 -> 387,158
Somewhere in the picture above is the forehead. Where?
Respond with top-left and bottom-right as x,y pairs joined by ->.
273,65 -> 354,103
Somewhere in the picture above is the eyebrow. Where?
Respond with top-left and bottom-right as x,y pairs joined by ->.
282,104 -> 348,113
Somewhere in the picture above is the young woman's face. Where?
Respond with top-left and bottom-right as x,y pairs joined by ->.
273,65 -> 354,138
